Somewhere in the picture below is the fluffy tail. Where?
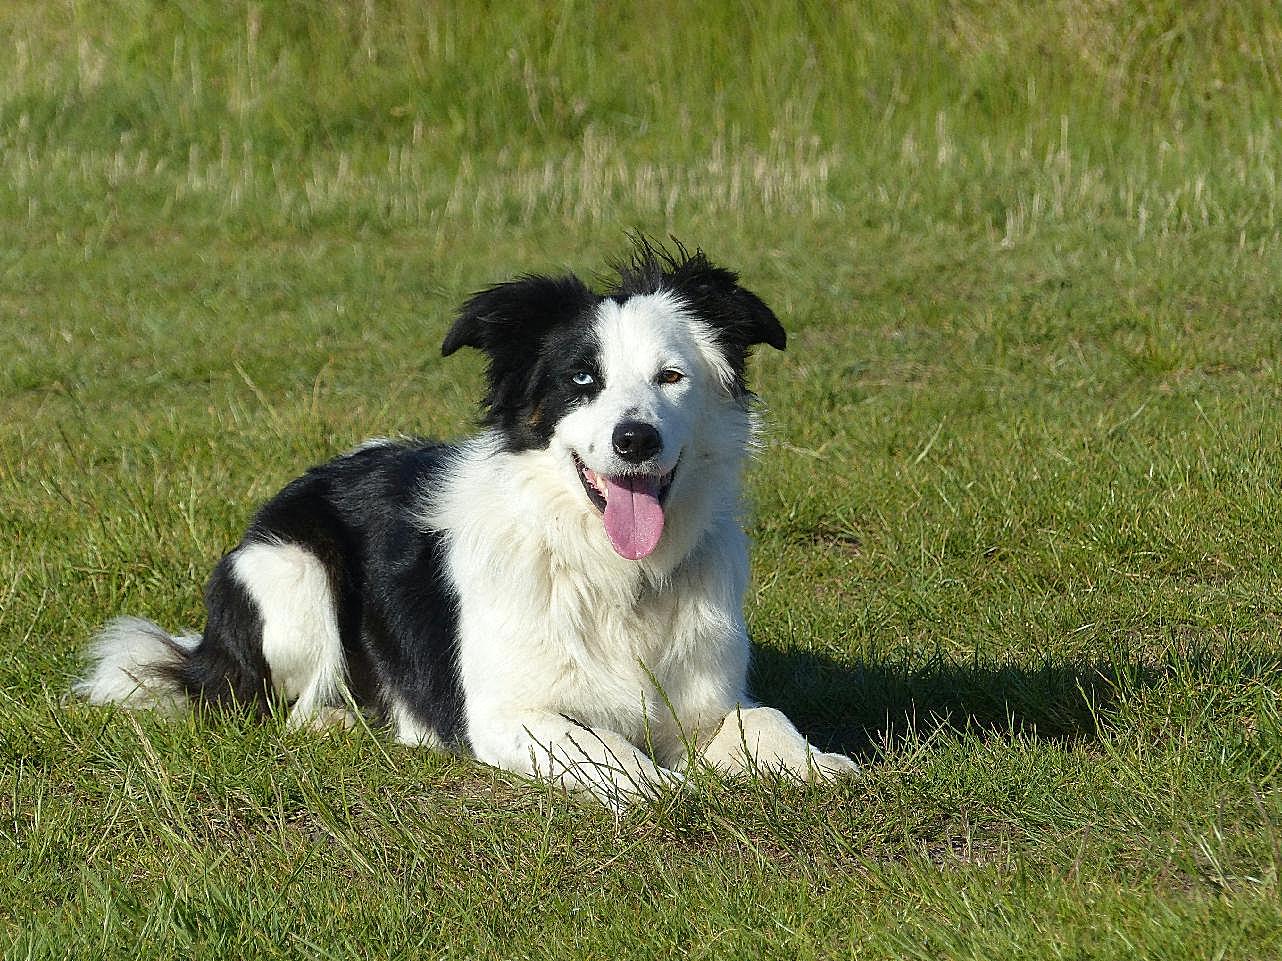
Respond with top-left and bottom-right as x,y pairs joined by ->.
74,616 -> 201,711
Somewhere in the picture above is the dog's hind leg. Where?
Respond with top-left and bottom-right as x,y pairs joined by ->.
231,540 -> 349,729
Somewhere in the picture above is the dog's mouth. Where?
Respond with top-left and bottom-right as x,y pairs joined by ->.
572,452 -> 677,561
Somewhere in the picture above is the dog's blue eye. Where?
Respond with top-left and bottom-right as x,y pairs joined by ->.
571,372 -> 595,387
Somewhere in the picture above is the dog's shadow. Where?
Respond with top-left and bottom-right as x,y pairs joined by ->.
750,645 -> 1155,757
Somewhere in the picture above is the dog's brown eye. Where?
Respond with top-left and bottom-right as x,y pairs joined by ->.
656,369 -> 684,385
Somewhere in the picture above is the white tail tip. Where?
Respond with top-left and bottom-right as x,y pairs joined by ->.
73,616 -> 199,712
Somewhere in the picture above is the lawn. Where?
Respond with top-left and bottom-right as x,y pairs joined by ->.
3,1 -> 1282,957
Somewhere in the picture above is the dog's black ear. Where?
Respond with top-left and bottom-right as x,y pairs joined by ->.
714,282 -> 787,353
656,250 -> 786,397
615,238 -> 786,358
441,274 -> 597,358
670,256 -> 786,355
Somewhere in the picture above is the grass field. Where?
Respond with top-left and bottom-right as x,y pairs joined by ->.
4,1 -> 1282,956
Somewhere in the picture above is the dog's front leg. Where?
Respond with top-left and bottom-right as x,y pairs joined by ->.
697,706 -> 857,780
469,711 -> 682,805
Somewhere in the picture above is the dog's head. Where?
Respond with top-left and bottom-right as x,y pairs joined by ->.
442,240 -> 785,561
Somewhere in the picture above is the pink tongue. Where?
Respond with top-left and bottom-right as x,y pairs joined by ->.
602,475 -> 665,560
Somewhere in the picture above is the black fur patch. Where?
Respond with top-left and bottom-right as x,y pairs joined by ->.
159,558 -> 273,713
162,440 -> 466,743
443,275 -> 603,451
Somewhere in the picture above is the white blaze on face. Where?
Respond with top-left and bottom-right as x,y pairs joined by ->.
554,291 -> 727,560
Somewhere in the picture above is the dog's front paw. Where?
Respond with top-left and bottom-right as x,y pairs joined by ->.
699,706 -> 858,781
544,726 -> 689,808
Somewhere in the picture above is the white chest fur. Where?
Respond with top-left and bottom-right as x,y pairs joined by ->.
428,436 -> 751,758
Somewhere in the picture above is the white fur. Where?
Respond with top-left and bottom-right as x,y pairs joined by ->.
231,541 -> 348,728
421,295 -> 853,799
556,292 -> 730,484
73,616 -> 199,711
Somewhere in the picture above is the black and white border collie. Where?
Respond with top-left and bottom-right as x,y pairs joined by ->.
77,241 -> 855,802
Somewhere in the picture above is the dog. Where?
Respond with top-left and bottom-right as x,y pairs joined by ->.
76,240 -> 856,802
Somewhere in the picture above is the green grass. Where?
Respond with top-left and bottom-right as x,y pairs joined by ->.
3,1 -> 1282,956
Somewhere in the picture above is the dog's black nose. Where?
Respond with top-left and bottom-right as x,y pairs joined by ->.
612,421 -> 662,463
